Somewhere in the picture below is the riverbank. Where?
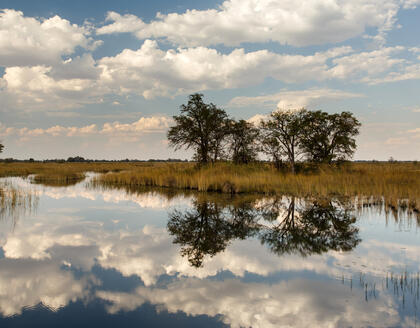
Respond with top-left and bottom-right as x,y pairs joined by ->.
1,161 -> 419,210
92,162 -> 420,208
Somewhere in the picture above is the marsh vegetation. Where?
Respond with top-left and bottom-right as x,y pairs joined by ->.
0,180 -> 38,226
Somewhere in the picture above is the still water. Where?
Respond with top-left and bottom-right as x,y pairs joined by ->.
0,175 -> 419,327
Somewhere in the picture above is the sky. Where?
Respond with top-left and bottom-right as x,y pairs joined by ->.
0,0 -> 419,160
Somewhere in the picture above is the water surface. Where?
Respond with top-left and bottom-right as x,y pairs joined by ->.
0,176 -> 419,327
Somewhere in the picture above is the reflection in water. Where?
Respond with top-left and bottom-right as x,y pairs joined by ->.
168,200 -> 258,267
1,176 -> 420,327
168,196 -> 360,267
259,197 -> 360,257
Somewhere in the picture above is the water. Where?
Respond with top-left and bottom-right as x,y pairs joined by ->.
0,175 -> 419,327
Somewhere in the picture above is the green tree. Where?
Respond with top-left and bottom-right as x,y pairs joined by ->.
167,93 -> 230,164
228,119 -> 260,164
259,109 -> 307,173
301,111 -> 361,163
0,143 -> 3,153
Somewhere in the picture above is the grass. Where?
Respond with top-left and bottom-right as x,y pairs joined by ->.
32,171 -> 87,186
0,162 -> 137,178
0,162 -> 144,186
0,181 -> 38,225
92,162 -> 420,211
1,161 -> 419,211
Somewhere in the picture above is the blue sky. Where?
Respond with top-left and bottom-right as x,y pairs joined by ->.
0,0 -> 419,160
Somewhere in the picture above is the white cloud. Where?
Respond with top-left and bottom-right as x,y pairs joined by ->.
97,0 -> 416,47
0,64 -> 103,110
368,63 -> 420,84
0,116 -> 172,139
246,114 -> 267,126
0,9 -> 100,67
0,37 -> 418,110
98,40 -> 352,99
228,88 -> 364,110
98,12 -> 145,34
328,47 -> 406,81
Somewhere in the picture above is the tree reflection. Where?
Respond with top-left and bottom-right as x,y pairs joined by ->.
168,195 -> 360,267
167,199 -> 258,267
258,197 -> 360,256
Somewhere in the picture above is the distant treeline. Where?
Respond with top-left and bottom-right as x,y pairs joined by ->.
0,157 -> 189,163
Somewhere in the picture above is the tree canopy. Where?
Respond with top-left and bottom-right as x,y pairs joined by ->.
167,93 -> 230,164
229,119 -> 259,164
259,109 -> 307,173
168,94 -> 361,171
301,111 -> 361,163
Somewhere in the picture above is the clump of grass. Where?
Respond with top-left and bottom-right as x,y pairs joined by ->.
32,172 -> 86,187
0,182 -> 38,226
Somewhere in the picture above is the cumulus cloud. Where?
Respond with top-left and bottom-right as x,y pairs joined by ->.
97,0 -> 417,47
0,64 -> 103,110
0,9 -> 100,67
228,88 -> 364,110
328,47 -> 406,81
367,63 -> 420,84
97,41 -> 353,99
0,36 -> 418,110
0,116 -> 172,139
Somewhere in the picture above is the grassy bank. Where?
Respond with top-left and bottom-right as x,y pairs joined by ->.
92,162 -> 420,209
0,162 -> 138,178
0,162 -> 149,186
1,161 -> 419,210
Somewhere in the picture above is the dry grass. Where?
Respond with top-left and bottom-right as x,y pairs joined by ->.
0,162 -> 137,178
92,162 -> 420,210
0,181 -> 38,225
1,161 -> 419,211
0,162 -> 150,186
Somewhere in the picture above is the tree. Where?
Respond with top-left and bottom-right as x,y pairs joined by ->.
301,111 -> 361,163
167,94 -> 230,164
228,119 -> 259,164
0,143 -> 3,153
259,109 -> 307,173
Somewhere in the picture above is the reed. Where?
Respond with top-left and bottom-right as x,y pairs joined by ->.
0,181 -> 38,225
92,162 -> 420,210
1,161 -> 419,210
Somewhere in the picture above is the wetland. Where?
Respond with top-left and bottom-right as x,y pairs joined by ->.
0,169 -> 419,327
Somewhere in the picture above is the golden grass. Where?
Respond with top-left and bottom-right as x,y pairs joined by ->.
1,161 -> 419,211
0,162 -> 137,178
0,181 -> 38,224
32,172 -> 86,187
92,162 -> 420,210
0,162 -> 152,186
